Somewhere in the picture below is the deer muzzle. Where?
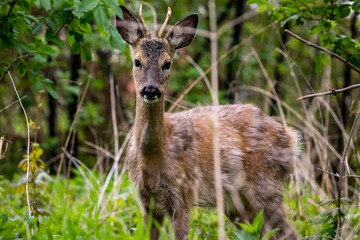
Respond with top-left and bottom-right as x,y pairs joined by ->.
140,85 -> 162,103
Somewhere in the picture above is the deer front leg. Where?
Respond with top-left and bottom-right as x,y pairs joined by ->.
143,210 -> 164,240
171,209 -> 190,240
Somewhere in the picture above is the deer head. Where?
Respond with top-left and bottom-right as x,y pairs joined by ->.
116,5 -> 198,104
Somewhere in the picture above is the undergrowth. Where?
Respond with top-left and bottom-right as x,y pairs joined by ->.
1,169 -> 359,239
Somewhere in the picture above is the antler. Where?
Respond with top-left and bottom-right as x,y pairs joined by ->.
157,7 -> 172,38
139,4 -> 151,38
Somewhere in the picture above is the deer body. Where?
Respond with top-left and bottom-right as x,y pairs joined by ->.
117,5 -> 297,240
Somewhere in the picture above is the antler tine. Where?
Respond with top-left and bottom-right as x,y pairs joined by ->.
157,7 -> 172,38
139,4 -> 151,38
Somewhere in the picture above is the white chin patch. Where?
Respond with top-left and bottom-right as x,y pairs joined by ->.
143,97 -> 159,103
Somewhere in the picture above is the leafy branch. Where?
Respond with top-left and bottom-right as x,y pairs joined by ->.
285,29 -> 360,74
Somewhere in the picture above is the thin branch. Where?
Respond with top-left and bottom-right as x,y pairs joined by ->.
0,137 -> 11,160
0,95 -> 27,113
317,168 -> 340,178
48,63 -> 94,210
285,29 -> 360,74
298,83 -> 360,100
337,105 -> 360,238
109,72 -> 119,198
8,71 -> 31,218
95,127 -> 133,216
184,55 -> 218,105
84,141 -> 115,159
343,174 -> 360,179
216,10 -> 257,36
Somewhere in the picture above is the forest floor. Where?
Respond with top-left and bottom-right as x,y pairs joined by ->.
1,169 -> 359,239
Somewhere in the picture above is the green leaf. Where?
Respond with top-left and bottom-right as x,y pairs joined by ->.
253,210 -> 264,234
79,0 -> 100,13
39,44 -> 58,57
48,37 -> 65,46
53,0 -> 65,8
262,227 -> 279,240
94,4 -> 109,29
81,44 -> 92,62
40,0 -> 51,11
281,14 -> 299,27
32,22 -> 43,34
109,26 -> 126,51
309,25 -> 322,35
247,0 -> 267,5
315,53 -> 324,75
103,0 -> 123,18
339,4 -> 351,18
234,230 -> 257,240
44,85 -> 59,99
45,17 -> 57,29
1,213 -> 8,225
77,22 -> 92,33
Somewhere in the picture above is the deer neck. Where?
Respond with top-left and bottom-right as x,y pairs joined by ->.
134,94 -> 166,162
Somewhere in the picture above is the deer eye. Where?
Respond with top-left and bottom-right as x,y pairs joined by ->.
134,59 -> 141,68
162,61 -> 171,70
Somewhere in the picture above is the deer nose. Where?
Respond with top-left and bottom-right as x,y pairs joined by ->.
140,86 -> 162,103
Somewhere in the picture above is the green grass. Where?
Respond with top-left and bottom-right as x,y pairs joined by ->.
0,170 -> 359,239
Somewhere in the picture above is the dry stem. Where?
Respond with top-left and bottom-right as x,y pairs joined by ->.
8,71 -> 32,218
337,105 -> 360,238
298,83 -> 360,100
209,0 -> 225,239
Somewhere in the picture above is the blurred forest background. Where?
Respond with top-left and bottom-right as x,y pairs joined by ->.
0,0 -> 360,239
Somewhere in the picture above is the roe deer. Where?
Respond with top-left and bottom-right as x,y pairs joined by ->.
117,5 -> 298,240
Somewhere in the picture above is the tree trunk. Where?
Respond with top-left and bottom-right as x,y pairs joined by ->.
46,59 -> 57,174
341,13 -> 357,130
66,54 -> 81,173
97,50 -> 129,128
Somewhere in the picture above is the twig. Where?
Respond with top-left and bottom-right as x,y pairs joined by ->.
184,55 -> 218,105
0,95 -> 27,113
95,127 -> 133,216
285,29 -> 360,74
62,147 -> 96,190
48,63 -> 94,210
109,72 -> 119,190
317,168 -> 340,178
8,71 -> 31,218
251,47 -> 287,128
342,174 -> 360,179
216,10 -> 257,36
297,83 -> 360,100
337,105 -> 360,238
0,137 -> 11,159
84,141 -> 115,159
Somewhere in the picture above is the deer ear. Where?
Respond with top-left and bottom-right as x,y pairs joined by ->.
116,6 -> 143,45
166,14 -> 198,50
